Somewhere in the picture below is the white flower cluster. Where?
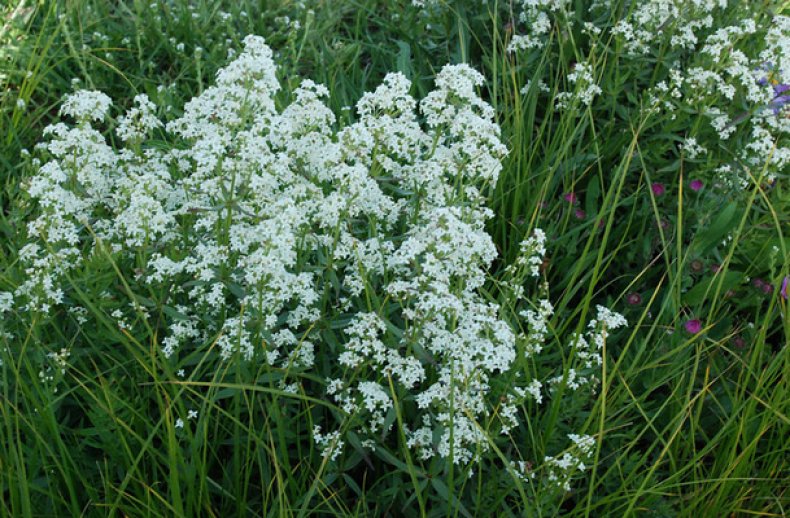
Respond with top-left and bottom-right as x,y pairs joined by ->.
617,10 -> 789,188
543,433 -> 596,492
676,15 -> 789,184
0,292 -> 12,314
681,137 -> 706,159
555,61 -> 601,109
0,292 -> 14,343
520,299 -> 554,357
513,229 -> 547,278
20,35 -> 519,466
549,305 -> 627,391
116,94 -> 162,142
611,0 -> 721,55
507,0 -> 572,53
37,347 -> 71,393
58,90 -> 113,122
500,0 -> 789,188
489,227 -> 564,444
313,425 -> 344,462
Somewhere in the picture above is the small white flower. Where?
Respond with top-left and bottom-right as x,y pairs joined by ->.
116,94 -> 161,142
0,292 -> 13,313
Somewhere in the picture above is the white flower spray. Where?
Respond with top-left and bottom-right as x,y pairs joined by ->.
18,35 -> 629,489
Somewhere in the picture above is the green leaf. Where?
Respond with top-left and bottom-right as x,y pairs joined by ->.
685,270 -> 743,307
161,304 -> 190,321
430,477 -> 474,518
396,40 -> 412,80
692,202 -> 738,253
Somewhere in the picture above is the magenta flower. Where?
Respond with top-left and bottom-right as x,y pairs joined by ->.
781,277 -> 788,300
564,192 -> 577,203
574,208 -> 586,220
684,319 -> 702,334
753,278 -> 774,295
651,183 -> 666,196
689,179 -> 704,192
626,292 -> 642,305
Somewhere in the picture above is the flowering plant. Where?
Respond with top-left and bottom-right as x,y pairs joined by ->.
9,35 -> 628,501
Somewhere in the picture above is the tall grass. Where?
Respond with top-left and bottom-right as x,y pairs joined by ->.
1,0 -> 787,516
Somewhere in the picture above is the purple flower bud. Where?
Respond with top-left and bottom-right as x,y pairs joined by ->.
756,63 -> 776,86
626,292 -> 642,305
574,208 -> 586,220
752,278 -> 774,295
684,319 -> 702,334
769,94 -> 790,114
689,179 -> 704,192
564,192 -> 577,203
651,183 -> 665,196
781,277 -> 789,300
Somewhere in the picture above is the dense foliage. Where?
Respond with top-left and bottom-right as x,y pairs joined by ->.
0,0 -> 787,516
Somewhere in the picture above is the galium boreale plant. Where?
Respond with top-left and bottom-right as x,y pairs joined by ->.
489,0 -> 788,353
501,1 -> 790,193
9,35 -> 628,509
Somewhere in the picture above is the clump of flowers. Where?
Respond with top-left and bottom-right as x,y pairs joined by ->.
14,34 -> 632,499
16,35 -> 554,470
543,433 -> 596,492
555,61 -> 602,109
502,0 -> 790,192
548,305 -> 627,391
507,0 -> 572,53
610,0 -> 722,55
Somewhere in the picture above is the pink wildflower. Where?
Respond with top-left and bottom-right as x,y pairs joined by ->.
684,319 -> 702,334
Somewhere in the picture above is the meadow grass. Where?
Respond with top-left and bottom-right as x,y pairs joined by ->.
0,0 -> 788,516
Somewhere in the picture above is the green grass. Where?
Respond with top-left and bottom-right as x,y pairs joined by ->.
1,0 -> 788,516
